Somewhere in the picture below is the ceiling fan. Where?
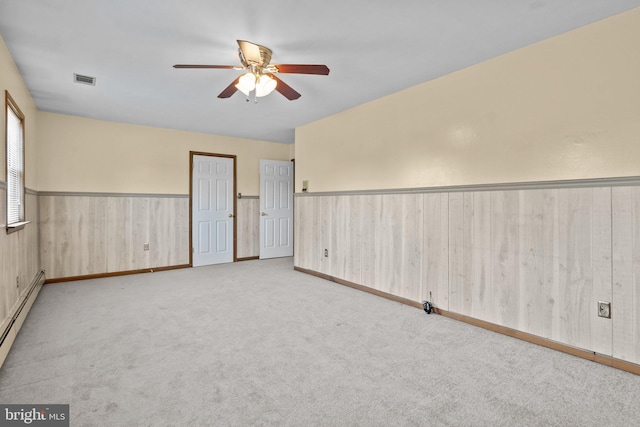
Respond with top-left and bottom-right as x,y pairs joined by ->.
174,40 -> 330,101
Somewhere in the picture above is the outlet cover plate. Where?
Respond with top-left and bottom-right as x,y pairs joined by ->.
598,301 -> 611,319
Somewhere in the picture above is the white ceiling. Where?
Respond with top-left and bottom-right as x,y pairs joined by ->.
1,1 -> 638,144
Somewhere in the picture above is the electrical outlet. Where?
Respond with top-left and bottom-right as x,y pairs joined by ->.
598,301 -> 611,319
324,248 -> 328,257
16,276 -> 19,288
144,243 -> 150,251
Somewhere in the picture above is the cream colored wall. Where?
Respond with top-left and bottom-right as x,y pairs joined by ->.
288,144 -> 295,161
0,36 -> 41,368
295,8 -> 640,193
37,112 -> 290,195
0,35 -> 38,189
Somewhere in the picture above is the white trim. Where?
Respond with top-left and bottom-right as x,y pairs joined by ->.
38,191 -> 188,198
295,175 -> 640,197
6,221 -> 30,229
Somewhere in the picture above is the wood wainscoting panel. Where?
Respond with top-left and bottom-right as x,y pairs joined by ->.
40,195 -> 109,278
294,196 -> 331,273
590,187 -> 613,356
518,189 -> 548,338
449,192 -> 492,322
612,187 -> 640,365
518,187 -> 612,355
541,189 -> 561,342
106,196 -> 135,272
293,196 -> 304,268
362,194 -> 423,302
469,191 -> 492,322
360,194 -> 383,293
330,195 -> 363,285
0,189 -> 12,325
147,197 -> 189,268
107,196 -> 189,273
388,193 -> 423,302
552,188 -> 612,354
42,194 -> 188,280
294,196 -> 313,270
490,190 -> 520,329
133,197 -> 152,268
317,196 -> 334,276
22,193 -> 41,293
448,192 -> 464,314
0,190 -> 39,331
237,198 -> 260,259
294,181 -> 639,366
555,188 -> 588,348
175,197 -> 190,266
422,193 -> 449,310
461,192 -> 475,317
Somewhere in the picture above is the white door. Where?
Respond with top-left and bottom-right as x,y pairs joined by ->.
260,160 -> 294,259
192,155 -> 234,266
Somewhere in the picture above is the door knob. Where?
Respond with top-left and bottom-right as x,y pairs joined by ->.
261,212 -> 267,216
228,213 -> 234,218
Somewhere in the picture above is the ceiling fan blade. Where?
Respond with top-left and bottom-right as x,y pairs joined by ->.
173,64 -> 236,69
237,40 -> 263,65
218,76 -> 241,98
267,73 -> 301,100
274,64 -> 330,75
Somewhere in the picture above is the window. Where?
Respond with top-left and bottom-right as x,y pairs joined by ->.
5,90 -> 26,232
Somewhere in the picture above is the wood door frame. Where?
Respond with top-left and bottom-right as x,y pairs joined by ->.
189,151 -> 237,266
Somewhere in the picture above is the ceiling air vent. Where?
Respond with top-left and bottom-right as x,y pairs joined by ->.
73,73 -> 96,86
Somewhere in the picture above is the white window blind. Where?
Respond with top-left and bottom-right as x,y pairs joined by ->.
6,93 -> 25,225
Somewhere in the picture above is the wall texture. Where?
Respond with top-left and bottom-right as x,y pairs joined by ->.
36,112 -> 290,195
39,193 -> 262,279
0,36 -> 38,188
295,8 -> 640,192
293,7 -> 640,370
39,194 -> 189,279
237,197 -> 260,259
34,86 -> 289,276
0,191 -> 40,331
1,31 -> 271,361
1,35 -> 42,366
612,187 -> 640,362
295,182 -> 640,366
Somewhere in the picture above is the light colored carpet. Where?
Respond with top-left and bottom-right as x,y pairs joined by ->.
0,257 -> 638,426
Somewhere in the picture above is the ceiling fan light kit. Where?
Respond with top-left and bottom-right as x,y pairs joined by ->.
235,72 -> 277,98
235,72 -> 256,96
174,40 -> 329,101
255,74 -> 277,97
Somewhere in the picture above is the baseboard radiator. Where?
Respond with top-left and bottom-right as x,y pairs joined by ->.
0,270 -> 46,368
